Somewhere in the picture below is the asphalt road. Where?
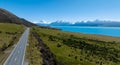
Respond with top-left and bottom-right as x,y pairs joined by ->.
4,28 -> 30,65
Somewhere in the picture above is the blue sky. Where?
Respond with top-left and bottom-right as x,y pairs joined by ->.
0,0 -> 120,23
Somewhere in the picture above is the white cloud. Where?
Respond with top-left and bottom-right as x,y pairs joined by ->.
39,20 -> 51,24
32,21 -> 39,23
32,20 -> 51,24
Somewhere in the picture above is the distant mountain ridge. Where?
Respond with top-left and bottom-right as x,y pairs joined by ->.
0,8 -> 37,27
38,20 -> 120,27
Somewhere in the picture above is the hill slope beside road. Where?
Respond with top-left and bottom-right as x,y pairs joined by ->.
0,23 -> 25,64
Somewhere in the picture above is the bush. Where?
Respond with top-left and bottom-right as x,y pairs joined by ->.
0,31 -> 2,33
49,35 -> 55,41
75,56 -> 77,60
57,44 -> 62,47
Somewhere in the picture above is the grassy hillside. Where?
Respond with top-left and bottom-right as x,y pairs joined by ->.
31,27 -> 120,65
0,23 -> 24,64
0,8 -> 37,27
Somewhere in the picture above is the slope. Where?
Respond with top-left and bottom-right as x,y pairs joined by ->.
0,8 -> 37,27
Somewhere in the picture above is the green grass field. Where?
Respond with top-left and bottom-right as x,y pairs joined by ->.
31,27 -> 120,65
0,23 -> 24,64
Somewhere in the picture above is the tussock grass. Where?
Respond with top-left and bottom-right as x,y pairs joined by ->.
0,23 -> 24,64
0,23 -> 24,50
32,27 -> 120,65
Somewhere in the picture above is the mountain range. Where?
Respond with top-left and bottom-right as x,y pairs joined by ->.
37,20 -> 120,27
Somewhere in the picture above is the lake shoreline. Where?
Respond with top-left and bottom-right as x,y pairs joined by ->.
50,26 -> 120,42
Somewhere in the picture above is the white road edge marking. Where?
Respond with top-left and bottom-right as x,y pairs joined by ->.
14,57 -> 17,61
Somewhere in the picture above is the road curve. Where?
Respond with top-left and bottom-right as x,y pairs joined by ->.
4,28 -> 30,65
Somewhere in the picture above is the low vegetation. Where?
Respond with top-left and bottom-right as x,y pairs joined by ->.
0,23 -> 24,64
31,27 -> 120,65
26,30 -> 42,65
26,29 -> 56,65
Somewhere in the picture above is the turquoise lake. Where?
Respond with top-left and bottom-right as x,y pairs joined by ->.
51,26 -> 120,37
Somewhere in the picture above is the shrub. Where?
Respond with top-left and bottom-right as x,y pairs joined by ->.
75,56 -> 77,60
57,44 -> 62,47
0,31 -> 2,33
